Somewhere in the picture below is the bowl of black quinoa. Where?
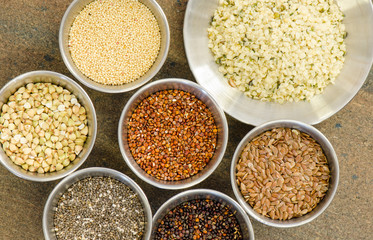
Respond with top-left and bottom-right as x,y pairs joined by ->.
151,189 -> 255,239
43,167 -> 152,240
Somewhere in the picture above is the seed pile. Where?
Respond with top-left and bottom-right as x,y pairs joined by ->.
127,89 -> 218,181
208,0 -> 346,103
69,0 -> 161,85
236,128 -> 330,220
155,199 -> 243,240
0,82 -> 88,173
54,176 -> 145,240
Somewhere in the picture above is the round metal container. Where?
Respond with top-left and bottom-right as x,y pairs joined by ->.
184,0 -> 373,126
151,189 -> 255,239
230,120 -> 339,228
118,78 -> 228,189
59,0 -> 170,93
0,71 -> 97,182
43,167 -> 152,240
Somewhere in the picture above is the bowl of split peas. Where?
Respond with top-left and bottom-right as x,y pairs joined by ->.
0,71 -> 97,182
118,78 -> 229,189
59,0 -> 170,93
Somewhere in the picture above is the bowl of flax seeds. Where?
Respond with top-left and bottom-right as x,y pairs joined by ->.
231,120 -> 339,228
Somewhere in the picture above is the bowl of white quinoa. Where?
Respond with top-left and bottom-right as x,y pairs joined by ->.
0,71 -> 97,182
59,0 -> 170,93
184,0 -> 373,125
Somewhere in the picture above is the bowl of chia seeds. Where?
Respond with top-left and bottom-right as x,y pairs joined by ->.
59,0 -> 170,93
118,78 -> 229,189
151,189 -> 255,239
0,71 -> 97,182
231,120 -> 339,228
43,167 -> 152,240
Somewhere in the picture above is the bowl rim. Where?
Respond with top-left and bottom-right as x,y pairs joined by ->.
42,167 -> 153,240
151,188 -> 255,239
118,78 -> 229,190
59,0 -> 170,93
0,70 -> 97,182
230,119 -> 340,228
183,0 -> 373,126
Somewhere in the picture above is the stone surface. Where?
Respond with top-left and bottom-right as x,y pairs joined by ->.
0,0 -> 372,239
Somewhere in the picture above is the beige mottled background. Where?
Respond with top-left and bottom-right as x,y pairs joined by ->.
0,0 -> 372,239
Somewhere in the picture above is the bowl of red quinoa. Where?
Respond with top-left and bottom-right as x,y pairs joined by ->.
0,71 -> 97,182
151,189 -> 254,239
230,120 -> 339,228
118,78 -> 228,189
43,167 -> 152,240
59,0 -> 170,93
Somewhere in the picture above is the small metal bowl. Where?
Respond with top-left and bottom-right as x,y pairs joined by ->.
230,120 -> 339,228
0,71 -> 97,182
151,189 -> 255,239
43,167 -> 152,240
59,0 -> 170,93
118,78 -> 228,189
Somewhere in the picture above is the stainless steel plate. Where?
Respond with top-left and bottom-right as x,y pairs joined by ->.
184,0 -> 373,126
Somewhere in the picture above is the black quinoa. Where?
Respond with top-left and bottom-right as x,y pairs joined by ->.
155,199 -> 243,240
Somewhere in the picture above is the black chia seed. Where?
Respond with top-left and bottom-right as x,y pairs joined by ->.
155,199 -> 243,240
53,176 -> 145,240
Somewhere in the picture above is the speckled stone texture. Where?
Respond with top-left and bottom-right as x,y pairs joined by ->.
0,0 -> 372,239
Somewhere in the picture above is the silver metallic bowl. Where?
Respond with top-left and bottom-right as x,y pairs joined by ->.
184,0 -> 373,126
0,71 -> 97,182
151,189 -> 255,239
230,120 -> 339,228
43,167 -> 152,240
118,78 -> 228,189
59,0 -> 170,93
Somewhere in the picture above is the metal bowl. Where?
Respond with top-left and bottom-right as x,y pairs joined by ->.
151,189 -> 255,239
184,0 -> 373,126
230,120 -> 339,228
43,167 -> 152,240
59,0 -> 170,93
118,78 -> 228,189
0,71 -> 97,182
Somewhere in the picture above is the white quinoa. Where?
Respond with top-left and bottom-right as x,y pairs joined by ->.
208,0 -> 346,103
69,0 -> 161,85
